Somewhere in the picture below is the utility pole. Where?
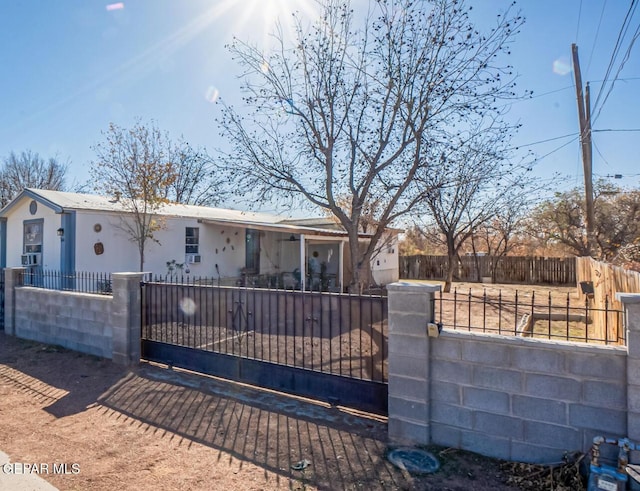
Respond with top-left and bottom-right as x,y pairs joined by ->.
572,43 -> 595,257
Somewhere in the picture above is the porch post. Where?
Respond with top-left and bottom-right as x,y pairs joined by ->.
299,234 -> 306,291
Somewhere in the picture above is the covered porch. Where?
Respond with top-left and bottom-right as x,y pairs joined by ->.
197,218 -> 348,292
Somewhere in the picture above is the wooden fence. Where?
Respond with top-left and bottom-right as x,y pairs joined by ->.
399,255 -> 576,285
576,257 -> 640,342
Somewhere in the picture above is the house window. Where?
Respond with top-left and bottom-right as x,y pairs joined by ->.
23,220 -> 43,253
185,227 -> 199,254
245,229 -> 260,273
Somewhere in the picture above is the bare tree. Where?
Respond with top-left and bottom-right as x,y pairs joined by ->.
90,121 -> 177,271
0,150 -> 67,207
470,194 -> 532,281
166,140 -> 220,206
414,129 -> 531,292
216,0 -> 524,291
528,182 -> 640,260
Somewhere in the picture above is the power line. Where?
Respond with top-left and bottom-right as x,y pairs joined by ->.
590,76 -> 640,83
507,133 -> 578,151
586,0 -> 608,76
591,0 -> 639,118
592,139 -> 611,167
530,136 -> 579,163
592,22 -> 640,125
500,79 -> 640,109
575,0 -> 583,41
593,128 -> 640,132
528,86 -> 573,99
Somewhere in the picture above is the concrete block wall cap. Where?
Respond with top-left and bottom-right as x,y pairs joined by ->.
616,293 -> 640,304
387,281 -> 442,293
112,272 -> 147,278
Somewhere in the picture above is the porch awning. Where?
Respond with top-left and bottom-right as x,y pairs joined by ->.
196,217 -> 349,238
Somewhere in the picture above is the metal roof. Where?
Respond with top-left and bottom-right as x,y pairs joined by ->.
0,188 -> 350,236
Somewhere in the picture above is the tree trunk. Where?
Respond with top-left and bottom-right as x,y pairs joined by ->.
139,241 -> 145,272
443,234 -> 457,293
347,235 -> 374,294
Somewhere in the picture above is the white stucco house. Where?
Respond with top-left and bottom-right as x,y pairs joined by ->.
0,189 -> 399,291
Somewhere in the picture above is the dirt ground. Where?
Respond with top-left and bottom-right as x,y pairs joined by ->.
0,332 -> 533,491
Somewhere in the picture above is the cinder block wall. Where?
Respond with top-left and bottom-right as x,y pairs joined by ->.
388,282 -> 639,464
4,271 -> 145,366
14,287 -> 114,358
430,332 -> 626,462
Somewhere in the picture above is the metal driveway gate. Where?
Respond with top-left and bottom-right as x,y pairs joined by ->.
141,280 -> 388,415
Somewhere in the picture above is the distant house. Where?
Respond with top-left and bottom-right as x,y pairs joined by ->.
0,189 -> 399,290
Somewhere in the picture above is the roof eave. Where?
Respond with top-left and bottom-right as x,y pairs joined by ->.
0,188 -> 65,216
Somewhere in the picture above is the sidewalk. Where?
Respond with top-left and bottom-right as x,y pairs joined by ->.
0,451 -> 58,491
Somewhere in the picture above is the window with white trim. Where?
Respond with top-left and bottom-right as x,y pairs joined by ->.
23,220 -> 43,253
185,227 -> 199,254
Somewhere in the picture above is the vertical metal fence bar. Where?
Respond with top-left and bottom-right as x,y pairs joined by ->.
275,287 -> 280,365
293,289 -> 298,367
199,281 -> 204,350
225,288 -> 230,355
584,296 -> 589,344
349,291 -> 353,378
369,292 -> 374,382
359,293 -> 364,379
186,285 -> 192,349
467,289 -> 472,331
547,292 -> 552,339
285,288 -> 289,367
216,286 -> 221,354
330,292 -> 336,376
453,289 -> 457,329
319,292 -> 325,374
483,289 -> 487,333
514,291 -> 519,334
531,292 -> 535,337
311,291 -> 316,372
566,292 -> 570,341
498,290 -> 502,333
302,289 -> 307,369
605,296 -> 610,345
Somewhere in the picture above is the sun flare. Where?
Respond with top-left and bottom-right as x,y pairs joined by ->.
230,0 -> 320,47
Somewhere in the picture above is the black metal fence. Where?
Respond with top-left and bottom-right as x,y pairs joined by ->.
435,288 -> 624,345
142,278 -> 388,383
21,269 -> 113,295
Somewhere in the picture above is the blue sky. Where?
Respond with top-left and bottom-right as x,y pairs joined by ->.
1,0 -> 638,208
